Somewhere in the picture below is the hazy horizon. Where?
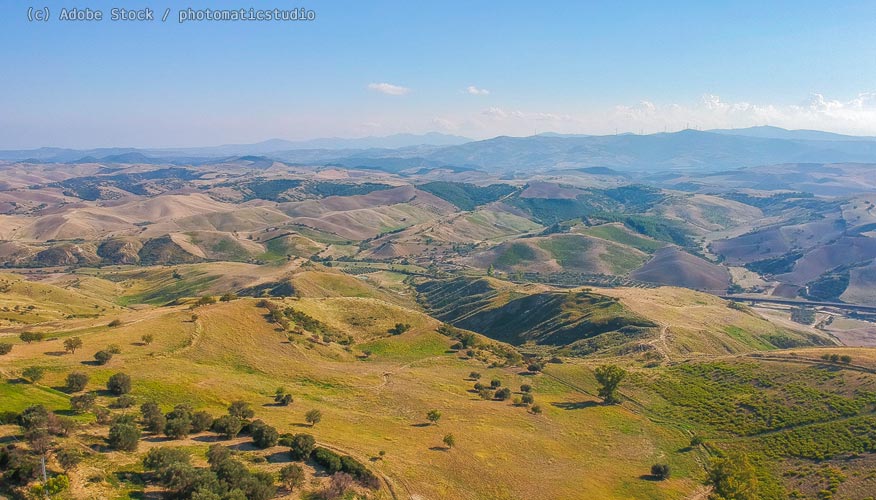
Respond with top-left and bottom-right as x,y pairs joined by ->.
3,1 -> 876,149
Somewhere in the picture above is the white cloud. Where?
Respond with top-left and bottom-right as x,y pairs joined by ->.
367,82 -> 410,96
466,85 -> 490,96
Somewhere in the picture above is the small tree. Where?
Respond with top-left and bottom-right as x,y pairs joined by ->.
469,371 -> 481,380
521,393 -> 534,405
426,409 -> 442,425
141,402 -> 167,434
212,415 -> 244,439
107,318 -> 123,327
494,387 -> 512,401
520,384 -> 532,393
141,334 -> 154,345
305,409 -> 322,427
220,292 -> 237,302
20,331 -> 43,343
706,453 -> 759,500
111,395 -> 135,409
0,342 -> 11,355
107,372 -> 132,395
22,366 -> 44,383
527,362 -> 543,373
478,388 -> 494,400
289,433 -> 316,461
530,404 -> 543,414
442,433 -> 455,449
191,411 -> 213,433
70,393 -> 97,414
651,463 -> 670,480
108,421 -> 140,451
251,420 -> 279,449
64,337 -> 83,354
228,400 -> 254,419
490,378 -> 502,389
65,371 -> 89,393
594,364 -> 626,404
279,464 -> 305,490
93,350 -> 113,365
840,355 -> 852,364
388,323 -> 411,335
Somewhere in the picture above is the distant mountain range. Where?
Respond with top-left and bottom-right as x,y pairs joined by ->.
4,127 -> 876,173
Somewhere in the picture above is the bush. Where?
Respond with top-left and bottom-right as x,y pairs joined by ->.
65,371 -> 89,392
228,400 -> 254,419
527,362 -> 543,373
312,447 -> 343,474
250,420 -> 279,449
388,323 -> 411,335
191,411 -> 214,433
64,336 -> 83,354
164,404 -> 193,439
520,384 -> 532,393
478,388 -> 494,400
494,387 -> 512,401
141,402 -> 166,434
22,366 -> 45,383
212,415 -> 244,439
107,372 -> 132,395
108,318 -> 123,327
443,433 -> 455,449
20,331 -> 43,343
289,433 -> 316,461
521,393 -> 535,405
55,447 -> 84,471
108,422 -> 141,451
279,464 -> 305,490
426,409 -> 441,424
651,463 -> 670,480
530,404 -> 543,414
93,350 -> 113,365
490,378 -> 502,389
305,409 -> 322,426
0,342 -> 11,355
111,394 -> 136,409
469,371 -> 481,380
141,334 -> 154,345
143,446 -> 191,471
70,393 -> 97,414
106,344 -> 122,354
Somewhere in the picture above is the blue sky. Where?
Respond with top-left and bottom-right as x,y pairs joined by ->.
2,0 -> 876,148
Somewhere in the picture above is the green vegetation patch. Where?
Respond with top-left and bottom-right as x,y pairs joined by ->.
418,181 -> 516,211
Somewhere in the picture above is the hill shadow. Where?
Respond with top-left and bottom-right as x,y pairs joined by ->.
638,474 -> 663,482
266,451 -> 292,463
429,446 -> 450,452
410,423 -> 431,428
551,401 -> 599,410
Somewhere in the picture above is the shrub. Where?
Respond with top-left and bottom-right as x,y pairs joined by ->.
220,293 -> 237,302
112,395 -> 135,409
228,400 -> 254,419
0,342 -> 11,355
443,433 -> 455,449
388,323 -> 411,335
93,406 -> 111,425
840,355 -> 852,364
706,453 -> 758,500
279,464 -> 305,490
312,447 -> 343,474
469,371 -> 481,380
250,420 -> 279,449
323,472 -> 353,500
65,371 -> 89,392
108,421 -> 141,451
212,415 -> 243,439
478,388 -> 494,400
164,404 -> 193,439
106,344 -> 122,354
289,433 -> 316,461
305,409 -> 322,426
70,393 -> 97,414
494,387 -> 512,401
141,334 -> 154,345
22,366 -> 45,383
490,378 -> 502,389
191,411 -> 214,433
93,350 -> 113,365
651,463 -> 670,480
520,384 -> 532,393
527,362 -> 543,372
530,404 -> 543,414
20,331 -> 43,343
426,409 -> 441,424
521,393 -> 534,405
141,402 -> 166,433
143,447 -> 191,471
55,447 -> 84,471
29,474 -> 70,498
107,319 -> 123,327
64,337 -> 83,354
107,372 -> 132,395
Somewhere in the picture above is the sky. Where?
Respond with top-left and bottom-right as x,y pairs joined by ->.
2,0 -> 876,148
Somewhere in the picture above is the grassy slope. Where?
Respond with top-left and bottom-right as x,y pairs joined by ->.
1,299 -> 701,499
